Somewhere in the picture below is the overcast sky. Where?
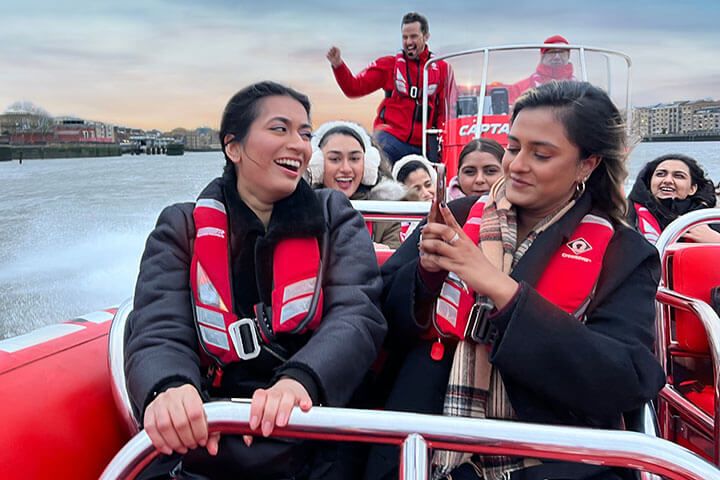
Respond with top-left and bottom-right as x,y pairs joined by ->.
2,0 -> 718,130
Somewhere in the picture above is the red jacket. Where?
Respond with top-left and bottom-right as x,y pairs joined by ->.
332,48 -> 452,147
508,63 -> 575,103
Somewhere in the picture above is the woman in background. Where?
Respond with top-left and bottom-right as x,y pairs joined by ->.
392,154 -> 437,202
628,153 -> 720,244
447,138 -> 504,200
309,121 -> 405,249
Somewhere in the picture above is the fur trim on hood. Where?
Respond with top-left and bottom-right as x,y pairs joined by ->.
352,177 -> 407,201
447,175 -> 465,201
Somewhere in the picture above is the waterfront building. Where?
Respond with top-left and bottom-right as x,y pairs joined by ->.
633,98 -> 720,139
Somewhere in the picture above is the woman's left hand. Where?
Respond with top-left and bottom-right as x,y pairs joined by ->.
420,204 -> 519,308
246,378 -> 312,443
682,224 -> 720,243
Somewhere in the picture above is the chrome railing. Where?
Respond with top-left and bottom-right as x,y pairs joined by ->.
108,297 -> 140,435
657,287 -> 720,462
101,402 -> 720,480
654,208 -> 720,262
351,200 -> 430,222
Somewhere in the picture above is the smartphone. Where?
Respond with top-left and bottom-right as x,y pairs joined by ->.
429,163 -> 446,224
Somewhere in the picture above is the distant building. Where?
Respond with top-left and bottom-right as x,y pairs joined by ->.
0,102 -> 116,144
181,127 -> 221,151
53,116 -> 115,143
633,98 -> 720,139
692,107 -> 720,133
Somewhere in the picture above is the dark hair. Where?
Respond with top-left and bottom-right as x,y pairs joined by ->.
397,160 -> 431,184
219,81 -> 310,173
643,153 -> 709,190
318,126 -> 365,152
402,12 -> 429,35
457,138 -> 504,169
512,81 -> 628,224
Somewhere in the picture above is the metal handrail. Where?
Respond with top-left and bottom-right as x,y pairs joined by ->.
101,402 -> 720,480
108,297 -> 140,434
655,208 -> 720,269
352,199 -> 430,222
657,287 -> 720,462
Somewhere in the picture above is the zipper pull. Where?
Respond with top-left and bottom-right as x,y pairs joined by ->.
430,338 -> 445,361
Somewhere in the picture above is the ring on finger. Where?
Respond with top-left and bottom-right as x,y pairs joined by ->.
447,232 -> 460,245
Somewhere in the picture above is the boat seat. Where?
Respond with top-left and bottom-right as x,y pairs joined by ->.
375,247 -> 395,266
683,383 -> 715,417
669,244 -> 720,352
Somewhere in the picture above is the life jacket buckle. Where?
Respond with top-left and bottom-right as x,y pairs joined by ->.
409,86 -> 418,99
468,301 -> 496,344
228,318 -> 261,360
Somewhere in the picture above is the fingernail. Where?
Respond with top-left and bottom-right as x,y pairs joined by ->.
277,413 -> 287,426
262,421 -> 272,437
250,415 -> 259,430
440,201 -> 447,208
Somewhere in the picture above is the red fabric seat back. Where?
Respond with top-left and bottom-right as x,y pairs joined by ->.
375,248 -> 395,266
670,245 -> 720,352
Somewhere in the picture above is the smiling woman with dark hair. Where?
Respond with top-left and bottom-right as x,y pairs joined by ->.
367,81 -> 664,480
124,81 -> 386,480
628,153 -> 720,244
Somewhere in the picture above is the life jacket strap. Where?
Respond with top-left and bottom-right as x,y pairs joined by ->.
467,300 -> 496,344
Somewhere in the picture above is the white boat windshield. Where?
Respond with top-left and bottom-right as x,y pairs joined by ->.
421,45 -> 632,179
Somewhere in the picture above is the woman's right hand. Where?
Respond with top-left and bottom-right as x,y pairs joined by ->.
143,383 -> 220,456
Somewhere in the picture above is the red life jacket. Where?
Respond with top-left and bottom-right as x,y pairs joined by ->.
434,198 -> 614,353
632,202 -> 662,245
380,50 -> 445,146
190,198 -> 324,367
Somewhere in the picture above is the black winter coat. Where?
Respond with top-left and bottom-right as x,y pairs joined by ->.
368,193 -> 665,480
125,171 -> 386,479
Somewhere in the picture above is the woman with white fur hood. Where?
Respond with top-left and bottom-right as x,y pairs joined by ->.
308,121 -> 406,249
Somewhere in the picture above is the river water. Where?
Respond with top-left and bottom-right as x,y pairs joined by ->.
2,143 -> 720,339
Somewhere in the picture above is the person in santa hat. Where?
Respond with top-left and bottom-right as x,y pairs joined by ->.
508,34 -> 576,103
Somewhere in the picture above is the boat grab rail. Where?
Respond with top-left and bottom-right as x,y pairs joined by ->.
656,287 -> 720,462
100,401 -> 720,480
108,298 -> 141,435
351,199 -> 430,222
653,209 -> 720,398
655,208 -> 720,269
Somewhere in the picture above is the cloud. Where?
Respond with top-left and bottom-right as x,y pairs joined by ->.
1,0 -> 718,129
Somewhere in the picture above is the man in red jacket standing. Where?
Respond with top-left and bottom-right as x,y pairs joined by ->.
327,12 -> 452,165
508,34 -> 577,104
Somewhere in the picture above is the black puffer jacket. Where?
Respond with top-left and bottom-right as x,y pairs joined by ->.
125,169 -> 386,479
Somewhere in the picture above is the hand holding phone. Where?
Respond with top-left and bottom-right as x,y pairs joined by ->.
428,163 -> 446,224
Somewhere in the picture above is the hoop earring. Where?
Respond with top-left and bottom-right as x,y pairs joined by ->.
575,179 -> 586,197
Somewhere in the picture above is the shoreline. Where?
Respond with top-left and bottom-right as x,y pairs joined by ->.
642,135 -> 720,143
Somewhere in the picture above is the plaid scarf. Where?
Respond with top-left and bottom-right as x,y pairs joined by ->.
433,178 -> 575,480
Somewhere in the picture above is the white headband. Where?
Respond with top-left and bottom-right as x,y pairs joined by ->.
308,121 -> 381,186
391,154 -> 438,185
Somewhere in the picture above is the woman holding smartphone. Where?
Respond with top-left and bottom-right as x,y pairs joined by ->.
366,81 -> 664,480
